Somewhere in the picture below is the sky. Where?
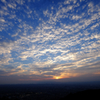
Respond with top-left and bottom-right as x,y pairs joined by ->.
0,0 -> 100,84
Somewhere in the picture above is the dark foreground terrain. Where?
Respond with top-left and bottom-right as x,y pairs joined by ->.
60,89 -> 100,100
0,82 -> 100,100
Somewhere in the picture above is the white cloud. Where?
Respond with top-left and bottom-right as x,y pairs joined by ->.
64,0 -> 70,4
54,54 -> 75,62
64,0 -> 77,5
1,0 -> 6,3
0,18 -> 5,22
91,23 -> 99,30
15,0 -> 25,5
11,33 -> 18,37
0,45 -> 11,55
1,6 -> 7,10
8,3 -> 16,9
88,2 -> 93,7
0,57 -> 13,65
43,10 -> 49,16
72,15 -> 82,20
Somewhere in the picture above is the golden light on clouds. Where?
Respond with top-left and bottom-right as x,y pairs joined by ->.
53,72 -> 80,80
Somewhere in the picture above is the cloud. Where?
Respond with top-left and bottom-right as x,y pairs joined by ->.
0,0 -> 100,82
15,0 -> 25,5
0,57 -> 13,65
0,70 -> 10,76
1,0 -> 6,3
0,18 -> 5,22
91,23 -> 99,30
72,15 -> 82,20
64,0 -> 77,5
11,33 -> 18,37
8,3 -> 16,9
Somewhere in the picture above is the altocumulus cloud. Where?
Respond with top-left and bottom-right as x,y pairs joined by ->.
0,0 -> 100,84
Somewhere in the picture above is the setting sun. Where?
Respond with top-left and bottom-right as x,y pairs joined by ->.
56,77 -> 59,79
54,76 -> 62,80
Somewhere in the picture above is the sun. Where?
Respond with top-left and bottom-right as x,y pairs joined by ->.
56,77 -> 59,79
55,76 -> 61,80
53,76 -> 62,80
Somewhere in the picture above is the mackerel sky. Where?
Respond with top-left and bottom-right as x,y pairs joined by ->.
0,0 -> 100,84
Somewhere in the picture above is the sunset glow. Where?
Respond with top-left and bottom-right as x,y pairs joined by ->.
54,76 -> 62,80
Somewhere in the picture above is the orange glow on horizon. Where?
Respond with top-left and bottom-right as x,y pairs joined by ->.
53,72 -> 80,80
53,76 -> 62,80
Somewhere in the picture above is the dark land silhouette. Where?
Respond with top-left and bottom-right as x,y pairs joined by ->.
0,81 -> 100,100
60,89 -> 100,100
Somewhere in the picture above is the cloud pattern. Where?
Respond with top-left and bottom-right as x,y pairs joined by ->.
0,0 -> 100,83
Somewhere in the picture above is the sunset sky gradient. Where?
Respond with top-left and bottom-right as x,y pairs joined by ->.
0,0 -> 100,84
